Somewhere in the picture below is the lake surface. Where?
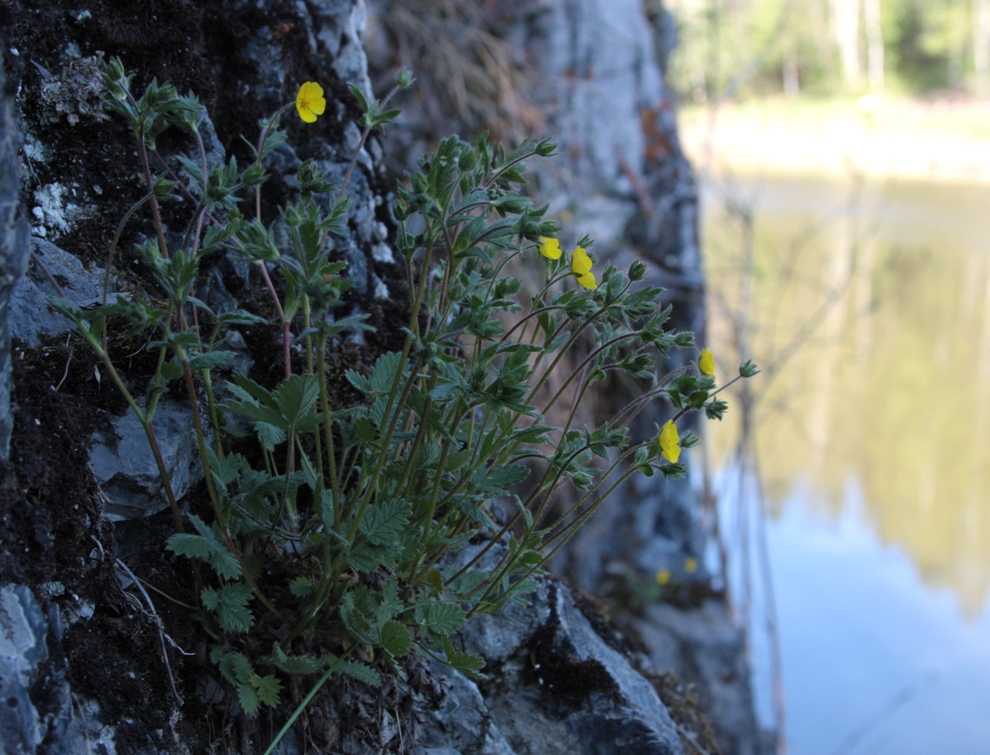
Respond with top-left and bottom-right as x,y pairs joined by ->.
701,174 -> 990,754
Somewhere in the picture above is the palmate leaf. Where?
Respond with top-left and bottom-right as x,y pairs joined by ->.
249,673 -> 282,707
201,582 -> 255,633
346,350 -> 404,396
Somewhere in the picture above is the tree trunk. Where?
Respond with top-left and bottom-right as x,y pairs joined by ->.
864,0 -> 884,91
831,0 -> 862,90
974,0 -> 990,96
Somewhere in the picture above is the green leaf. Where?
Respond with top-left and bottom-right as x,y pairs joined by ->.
445,569 -> 488,598
236,683 -> 261,717
230,652 -> 254,684
188,350 -> 236,371
250,673 -> 282,707
380,621 -> 412,658
415,600 -> 466,636
358,498 -> 411,546
201,582 -> 254,633
472,463 -> 529,495
441,636 -> 486,679
272,374 -> 321,430
166,514 -> 240,580
267,644 -> 324,675
339,660 -> 381,687
458,500 -> 496,529
289,576 -> 313,598
217,309 -> 267,327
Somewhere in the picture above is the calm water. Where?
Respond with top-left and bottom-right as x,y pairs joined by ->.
702,174 -> 990,754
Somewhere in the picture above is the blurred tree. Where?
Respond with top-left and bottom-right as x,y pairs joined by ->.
667,0 -> 990,99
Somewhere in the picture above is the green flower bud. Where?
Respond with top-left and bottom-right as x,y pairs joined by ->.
241,164 -> 268,187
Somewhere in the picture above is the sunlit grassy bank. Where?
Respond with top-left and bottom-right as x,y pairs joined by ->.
679,96 -> 990,184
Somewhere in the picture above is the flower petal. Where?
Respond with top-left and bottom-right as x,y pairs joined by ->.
576,270 -> 597,290
296,81 -> 325,123
571,245 -> 593,274
659,420 -> 681,463
538,236 -> 561,260
699,348 -> 714,377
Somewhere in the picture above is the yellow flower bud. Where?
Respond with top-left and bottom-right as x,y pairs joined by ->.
658,419 -> 681,463
699,348 -> 714,377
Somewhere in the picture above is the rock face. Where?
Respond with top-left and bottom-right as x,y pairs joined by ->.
0,44 -> 31,463
0,1 -> 766,753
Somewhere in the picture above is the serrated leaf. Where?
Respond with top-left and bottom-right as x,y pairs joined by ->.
236,683 -> 261,716
202,582 -> 254,633
415,600 -> 466,635
445,568 -> 488,598
250,673 -> 282,707
507,578 -> 539,605
166,514 -> 240,580
471,464 -> 529,495
358,498 -> 411,546
188,350 -> 237,371
380,621 -> 412,658
339,660 -> 381,687
255,421 -> 286,451
422,568 -> 444,595
217,309 -> 267,327
289,576 -> 313,598
458,501 -> 496,529
230,652 -> 254,684
441,636 -> 486,679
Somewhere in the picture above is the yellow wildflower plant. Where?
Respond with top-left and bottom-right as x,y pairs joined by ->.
698,348 -> 714,377
538,236 -> 561,260
658,419 -> 681,463
655,569 -> 671,586
571,244 -> 597,289
295,81 -> 326,123
684,557 -> 698,574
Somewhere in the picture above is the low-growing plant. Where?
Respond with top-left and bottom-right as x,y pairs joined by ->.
49,58 -> 756,745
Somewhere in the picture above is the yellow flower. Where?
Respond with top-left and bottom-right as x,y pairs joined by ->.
538,236 -> 561,260
684,557 -> 698,574
699,348 -> 714,377
658,419 -> 680,463
295,81 -> 326,123
655,569 -> 671,586
571,245 -> 597,289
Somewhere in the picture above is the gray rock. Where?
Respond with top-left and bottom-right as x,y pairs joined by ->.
635,599 -> 766,755
8,238 -> 111,348
0,585 -> 51,754
460,579 -> 685,755
88,399 -> 202,520
0,59 -> 31,462
414,662 -> 517,755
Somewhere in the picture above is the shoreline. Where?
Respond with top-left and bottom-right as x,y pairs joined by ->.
677,96 -> 990,186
